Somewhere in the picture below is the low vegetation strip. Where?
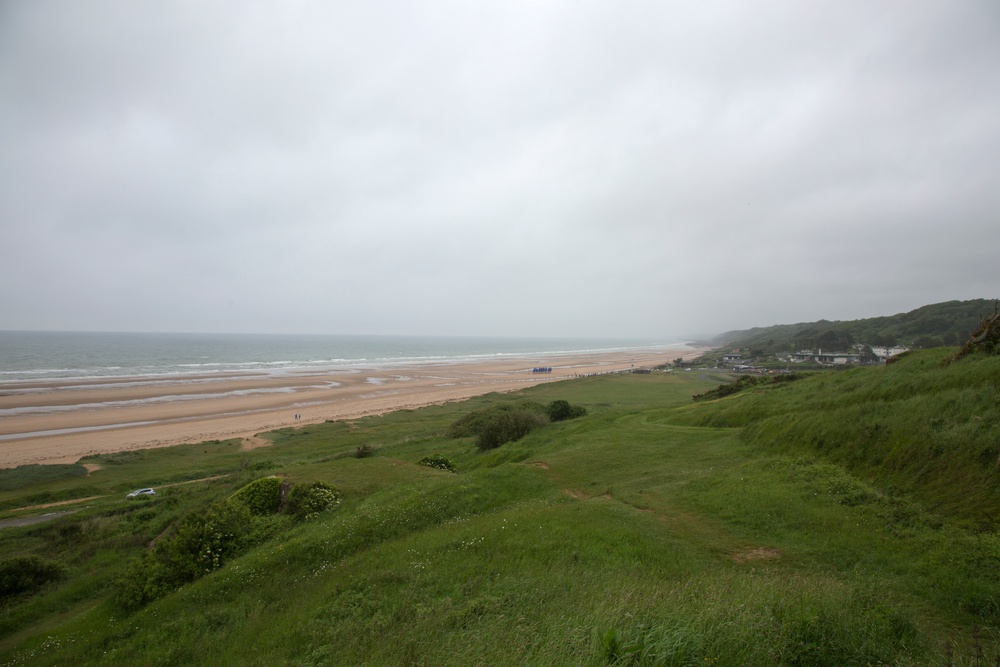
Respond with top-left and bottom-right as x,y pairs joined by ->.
691,372 -> 803,401
0,356 -> 998,664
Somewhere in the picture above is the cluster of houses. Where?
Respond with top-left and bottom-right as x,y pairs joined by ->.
783,346 -> 908,365
720,345 -> 908,369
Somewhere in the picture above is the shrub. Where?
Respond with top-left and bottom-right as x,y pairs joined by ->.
476,409 -> 548,451
115,552 -> 173,611
354,444 -> 376,458
116,501 -> 253,610
417,454 -> 457,473
156,501 -> 253,581
446,401 -> 551,451
0,556 -> 65,600
231,476 -> 283,515
445,401 -> 547,439
446,400 -> 583,451
286,481 -> 341,520
546,399 -> 587,421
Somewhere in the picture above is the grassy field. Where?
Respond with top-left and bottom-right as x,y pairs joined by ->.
2,352 -> 999,665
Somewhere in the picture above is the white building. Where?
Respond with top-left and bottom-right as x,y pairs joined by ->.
870,346 -> 908,362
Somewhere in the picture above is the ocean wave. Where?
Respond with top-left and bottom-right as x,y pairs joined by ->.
0,332 -> 691,383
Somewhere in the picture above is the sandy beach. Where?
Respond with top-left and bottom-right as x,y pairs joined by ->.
0,346 -> 709,468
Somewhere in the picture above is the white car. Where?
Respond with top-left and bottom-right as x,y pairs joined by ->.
126,488 -> 156,498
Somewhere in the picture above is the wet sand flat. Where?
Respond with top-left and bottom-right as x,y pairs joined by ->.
0,346 -> 708,468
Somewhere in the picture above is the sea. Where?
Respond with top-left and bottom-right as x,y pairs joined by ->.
0,331 -> 688,384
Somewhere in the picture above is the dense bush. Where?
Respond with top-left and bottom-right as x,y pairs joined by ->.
545,399 -> 587,421
116,501 -> 253,610
155,501 -> 253,581
417,454 -> 457,473
475,409 -> 549,451
445,401 -> 547,439
231,476 -> 283,515
0,556 -> 65,600
286,481 -> 341,520
447,399 -> 585,451
115,553 -> 173,611
117,478 -> 343,609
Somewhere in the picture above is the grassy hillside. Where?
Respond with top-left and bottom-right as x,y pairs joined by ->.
708,298 -> 996,358
2,359 -> 999,665
667,349 -> 1000,528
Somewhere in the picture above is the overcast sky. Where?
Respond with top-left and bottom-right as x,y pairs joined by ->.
1,1 -> 998,339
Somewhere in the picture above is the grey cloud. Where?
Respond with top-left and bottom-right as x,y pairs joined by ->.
2,1 -> 998,337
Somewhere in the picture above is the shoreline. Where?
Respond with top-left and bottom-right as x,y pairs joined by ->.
0,345 -> 710,468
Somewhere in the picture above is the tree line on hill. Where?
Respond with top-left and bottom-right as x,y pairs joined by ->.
706,299 -> 995,359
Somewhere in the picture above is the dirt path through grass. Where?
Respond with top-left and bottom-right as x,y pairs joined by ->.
4,473 -> 232,525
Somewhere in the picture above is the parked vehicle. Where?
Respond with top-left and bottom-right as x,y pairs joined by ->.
126,488 -> 156,498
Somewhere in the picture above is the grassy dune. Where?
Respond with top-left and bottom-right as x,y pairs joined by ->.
2,354 -> 999,665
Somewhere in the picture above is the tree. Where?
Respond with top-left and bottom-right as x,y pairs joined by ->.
914,335 -> 944,349
871,332 -> 898,347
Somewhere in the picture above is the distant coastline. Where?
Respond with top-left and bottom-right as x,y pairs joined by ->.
0,331 -> 691,383
0,340 -> 709,468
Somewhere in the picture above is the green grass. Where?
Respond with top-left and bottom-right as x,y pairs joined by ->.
665,349 -> 1000,526
0,465 -> 88,493
1,359 -> 999,665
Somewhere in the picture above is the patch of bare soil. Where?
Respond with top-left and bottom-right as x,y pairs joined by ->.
240,436 -> 273,451
159,474 -> 229,488
729,547 -> 782,563
11,496 -> 103,512
10,474 -> 229,515
82,463 -> 102,474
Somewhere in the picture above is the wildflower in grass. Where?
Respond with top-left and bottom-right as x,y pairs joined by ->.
417,454 -> 457,473
287,481 -> 342,520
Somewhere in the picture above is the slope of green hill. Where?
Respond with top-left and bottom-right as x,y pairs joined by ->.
2,357 -> 999,665
709,298 -> 996,357
667,349 -> 1000,528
